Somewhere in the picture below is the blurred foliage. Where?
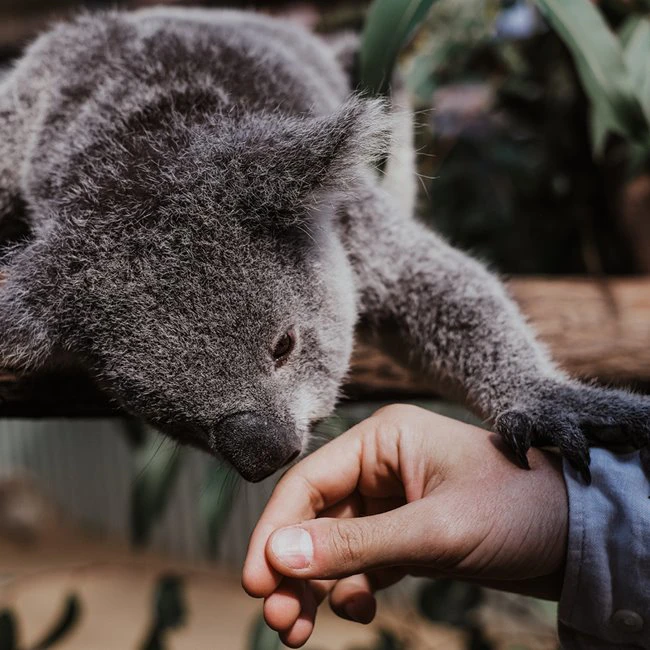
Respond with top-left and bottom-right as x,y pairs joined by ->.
419,580 -> 483,628
129,426 -> 184,546
405,0 -> 641,273
354,0 -> 649,274
536,0 -> 650,158
418,581 -> 494,649
0,595 -> 81,650
248,613 -> 283,650
128,422 -> 239,556
34,595 -> 81,649
359,0 -> 439,96
0,610 -> 17,650
371,631 -> 405,650
141,575 -> 187,650
199,462 -> 240,558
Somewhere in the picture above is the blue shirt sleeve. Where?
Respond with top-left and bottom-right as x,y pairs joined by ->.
558,449 -> 650,649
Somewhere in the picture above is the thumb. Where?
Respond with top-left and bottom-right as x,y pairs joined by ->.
266,504 -> 429,580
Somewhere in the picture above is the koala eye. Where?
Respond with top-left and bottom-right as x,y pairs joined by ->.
272,328 -> 296,367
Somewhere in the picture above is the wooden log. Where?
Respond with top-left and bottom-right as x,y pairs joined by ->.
2,277 -> 650,417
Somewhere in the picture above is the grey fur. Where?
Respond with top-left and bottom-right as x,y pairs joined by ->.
1,8 -> 648,481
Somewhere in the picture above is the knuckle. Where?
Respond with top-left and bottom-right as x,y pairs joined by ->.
329,520 -> 366,566
373,403 -> 420,421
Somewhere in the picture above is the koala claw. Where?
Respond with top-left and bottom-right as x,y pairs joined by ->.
496,407 -> 592,483
496,411 -> 533,470
495,380 -> 650,485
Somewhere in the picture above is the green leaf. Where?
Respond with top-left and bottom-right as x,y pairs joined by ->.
535,0 -> 649,153
406,45 -> 449,103
618,15 -> 641,49
130,431 -> 183,546
622,16 -> 650,121
0,610 -> 17,650
33,594 -> 81,649
248,613 -> 282,650
359,0 -> 439,96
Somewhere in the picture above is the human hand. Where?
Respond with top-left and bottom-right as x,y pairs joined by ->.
242,405 -> 568,647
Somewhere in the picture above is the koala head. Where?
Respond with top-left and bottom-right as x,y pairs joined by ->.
0,97 -> 389,481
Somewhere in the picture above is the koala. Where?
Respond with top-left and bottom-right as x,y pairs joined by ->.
1,8 -> 649,482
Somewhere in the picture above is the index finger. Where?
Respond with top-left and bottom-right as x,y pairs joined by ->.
242,423 -> 366,598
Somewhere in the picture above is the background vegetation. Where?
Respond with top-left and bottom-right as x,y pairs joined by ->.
1,0 -> 649,648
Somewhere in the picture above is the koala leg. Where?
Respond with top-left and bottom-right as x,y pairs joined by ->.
345,187 -> 650,481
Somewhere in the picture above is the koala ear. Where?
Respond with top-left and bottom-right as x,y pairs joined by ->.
290,96 -> 393,193
225,97 -> 392,223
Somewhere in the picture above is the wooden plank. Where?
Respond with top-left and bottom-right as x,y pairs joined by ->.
2,277 -> 650,417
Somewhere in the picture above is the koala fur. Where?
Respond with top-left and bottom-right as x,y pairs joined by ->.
1,8 -> 649,481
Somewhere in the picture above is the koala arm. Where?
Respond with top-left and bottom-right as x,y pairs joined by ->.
342,184 -> 650,479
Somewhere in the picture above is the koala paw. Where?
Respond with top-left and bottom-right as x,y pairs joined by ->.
495,380 -> 650,484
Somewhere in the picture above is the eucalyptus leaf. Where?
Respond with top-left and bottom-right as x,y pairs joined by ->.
535,0 -> 649,152
359,0 -> 439,96
131,431 -> 183,546
622,16 -> 650,121
618,14 -> 641,49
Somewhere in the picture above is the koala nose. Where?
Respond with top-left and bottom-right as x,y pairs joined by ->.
213,412 -> 302,482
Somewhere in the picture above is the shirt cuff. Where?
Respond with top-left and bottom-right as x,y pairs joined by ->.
558,449 -> 650,649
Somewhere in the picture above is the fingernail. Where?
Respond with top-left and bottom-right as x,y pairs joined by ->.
270,527 -> 313,569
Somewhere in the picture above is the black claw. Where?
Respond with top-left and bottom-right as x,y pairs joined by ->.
514,442 -> 531,470
497,412 -> 532,470
501,431 -> 531,470
568,456 -> 592,485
